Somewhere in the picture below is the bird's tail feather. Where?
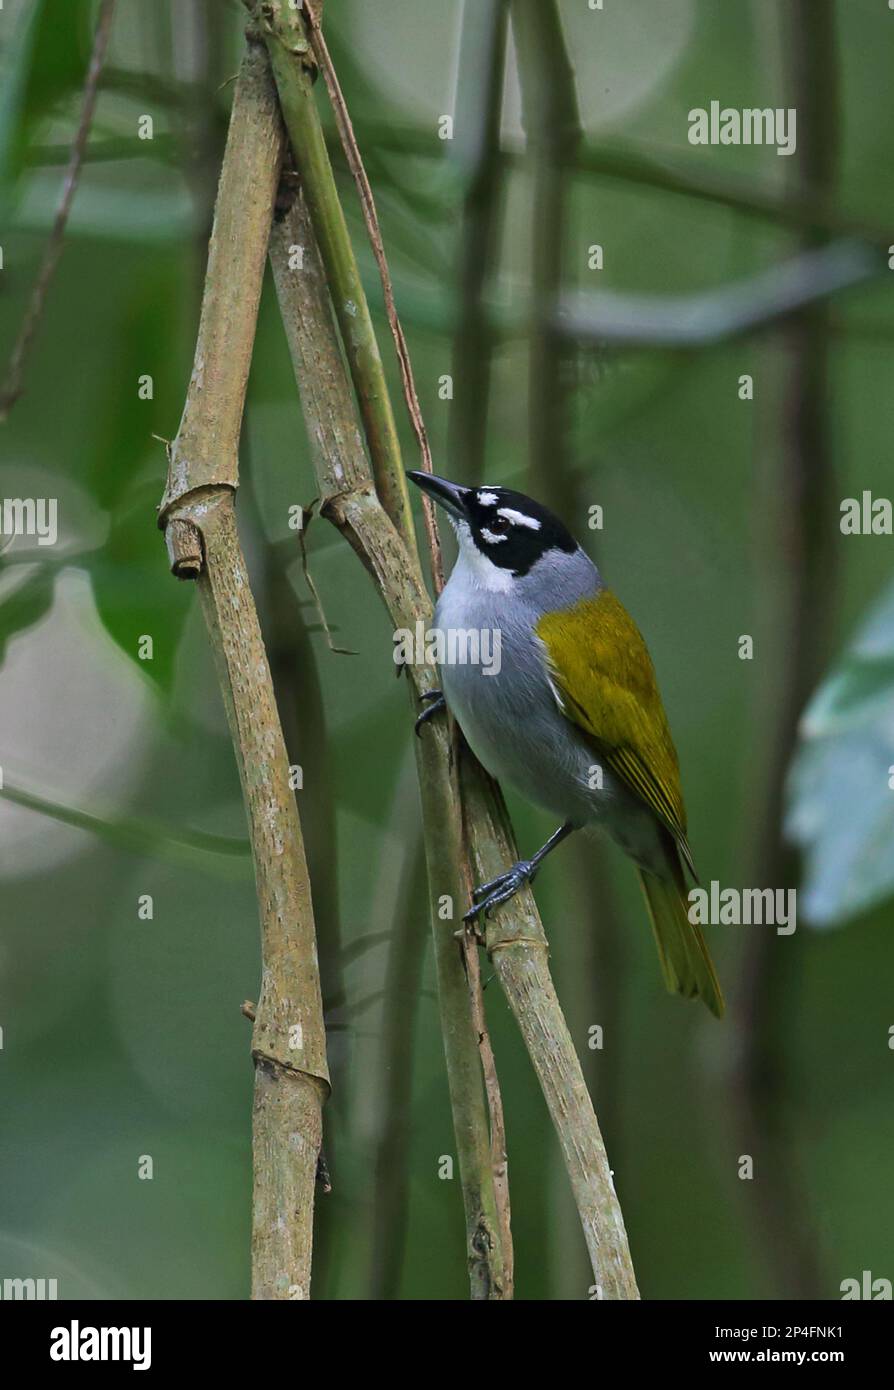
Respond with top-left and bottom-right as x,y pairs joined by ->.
637,863 -> 724,1018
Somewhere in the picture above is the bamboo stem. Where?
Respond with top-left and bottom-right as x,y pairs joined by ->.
157,42 -> 329,1300
268,187 -> 509,1298
459,756 -> 638,1299
254,0 -> 413,550
303,4 -> 444,586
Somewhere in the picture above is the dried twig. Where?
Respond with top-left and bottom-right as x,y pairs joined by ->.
0,0 -> 117,420
296,506 -> 358,654
457,854 -> 513,1295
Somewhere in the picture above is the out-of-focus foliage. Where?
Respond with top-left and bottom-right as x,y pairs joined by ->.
787,577 -> 894,928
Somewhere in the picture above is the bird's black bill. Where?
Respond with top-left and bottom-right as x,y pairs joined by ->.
406,470 -> 469,521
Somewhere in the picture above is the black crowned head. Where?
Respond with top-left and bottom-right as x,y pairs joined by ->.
407,472 -> 577,577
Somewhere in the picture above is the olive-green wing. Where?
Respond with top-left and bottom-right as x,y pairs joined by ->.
537,589 -> 696,877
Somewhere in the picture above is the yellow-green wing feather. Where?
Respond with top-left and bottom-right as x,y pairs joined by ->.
536,589 -> 696,876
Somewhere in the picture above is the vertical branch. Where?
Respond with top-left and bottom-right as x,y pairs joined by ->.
157,42 -> 329,1300
302,3 -> 444,585
732,0 -> 837,1298
196,500 -> 330,1300
457,851 -> 513,1294
268,188 -> 509,1298
460,757 -> 638,1299
241,466 -> 346,1036
241,463 -> 346,1297
254,0 -> 414,550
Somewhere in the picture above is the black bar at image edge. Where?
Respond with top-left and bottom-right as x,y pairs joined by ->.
0,1298 -> 888,1374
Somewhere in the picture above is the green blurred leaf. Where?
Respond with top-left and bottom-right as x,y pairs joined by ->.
0,0 -> 93,208
786,577 -> 894,927
90,479 -> 191,692
0,0 -> 41,210
83,259 -> 192,691
19,0 -> 93,125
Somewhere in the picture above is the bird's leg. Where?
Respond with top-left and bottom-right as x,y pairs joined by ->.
414,688 -> 446,736
464,821 -> 575,921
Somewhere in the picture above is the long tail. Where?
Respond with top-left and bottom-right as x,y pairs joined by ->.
637,851 -> 724,1018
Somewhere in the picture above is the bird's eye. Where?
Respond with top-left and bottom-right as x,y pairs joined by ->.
488,515 -> 510,535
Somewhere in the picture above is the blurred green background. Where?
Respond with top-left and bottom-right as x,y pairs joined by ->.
1,0 -> 893,1300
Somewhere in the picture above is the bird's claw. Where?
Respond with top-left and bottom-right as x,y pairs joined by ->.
414,689 -> 446,736
464,859 -> 536,921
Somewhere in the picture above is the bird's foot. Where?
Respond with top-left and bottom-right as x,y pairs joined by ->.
464,859 -> 537,921
414,689 -> 446,736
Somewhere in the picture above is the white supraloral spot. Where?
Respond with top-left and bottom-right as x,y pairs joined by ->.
477,490 -> 498,506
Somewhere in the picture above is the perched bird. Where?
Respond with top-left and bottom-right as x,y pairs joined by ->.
407,471 -> 724,1017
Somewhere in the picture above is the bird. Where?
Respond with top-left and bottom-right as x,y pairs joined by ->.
407,470 -> 724,1017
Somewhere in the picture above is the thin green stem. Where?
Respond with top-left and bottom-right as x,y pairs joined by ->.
256,1 -> 413,550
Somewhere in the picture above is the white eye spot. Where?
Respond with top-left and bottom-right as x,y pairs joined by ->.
477,490 -> 499,506
498,507 -> 540,531
480,527 -> 508,544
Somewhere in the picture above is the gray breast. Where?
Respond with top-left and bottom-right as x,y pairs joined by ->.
433,547 -> 608,823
